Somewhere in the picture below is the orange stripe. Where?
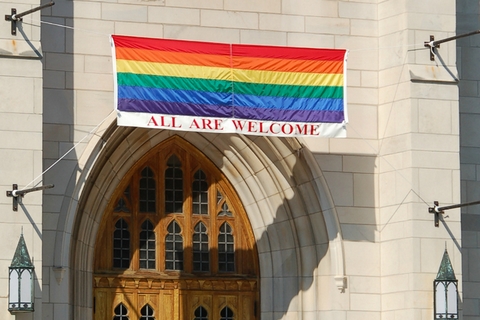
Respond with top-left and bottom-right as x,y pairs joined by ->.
234,57 -> 343,74
116,47 -> 231,68
116,47 -> 344,74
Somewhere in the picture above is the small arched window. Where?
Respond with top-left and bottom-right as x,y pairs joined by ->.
140,304 -> 155,320
139,167 -> 156,213
114,303 -> 129,320
218,222 -> 234,272
113,219 -> 130,269
193,222 -> 209,272
165,155 -> 183,213
192,169 -> 208,214
139,219 -> 155,269
220,306 -> 234,320
194,306 -> 208,320
165,220 -> 183,270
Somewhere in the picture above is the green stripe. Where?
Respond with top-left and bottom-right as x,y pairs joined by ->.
233,81 -> 343,99
118,72 -> 230,93
117,73 -> 343,99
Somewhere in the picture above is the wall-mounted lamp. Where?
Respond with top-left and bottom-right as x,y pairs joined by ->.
8,233 -> 34,313
434,248 -> 458,319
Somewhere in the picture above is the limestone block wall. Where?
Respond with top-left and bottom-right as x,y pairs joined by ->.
377,1 -> 461,319
39,0 -> 461,319
0,0 -> 43,319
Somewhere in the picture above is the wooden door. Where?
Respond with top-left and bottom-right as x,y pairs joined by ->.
94,278 -> 257,319
93,136 -> 259,320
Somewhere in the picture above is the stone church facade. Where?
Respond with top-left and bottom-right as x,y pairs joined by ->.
2,0 -> 480,319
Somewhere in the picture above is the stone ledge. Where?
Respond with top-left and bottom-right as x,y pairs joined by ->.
0,39 -> 42,59
409,65 -> 458,83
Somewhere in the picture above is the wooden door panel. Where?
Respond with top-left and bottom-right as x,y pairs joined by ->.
160,290 -> 175,320
113,292 -> 136,320
94,289 -> 108,320
184,292 -> 213,320
214,295 -> 237,320
239,293 -> 256,320
137,293 -> 158,318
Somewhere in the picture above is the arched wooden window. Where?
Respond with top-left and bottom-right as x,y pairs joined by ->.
94,136 -> 259,320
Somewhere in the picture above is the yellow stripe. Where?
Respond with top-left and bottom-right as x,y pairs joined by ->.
233,69 -> 343,87
116,60 -> 344,87
117,60 -> 231,81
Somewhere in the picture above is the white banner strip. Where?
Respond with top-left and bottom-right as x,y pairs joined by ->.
117,111 -> 346,138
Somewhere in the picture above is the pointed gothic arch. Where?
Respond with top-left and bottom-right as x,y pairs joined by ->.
92,136 -> 259,319
65,126 -> 345,319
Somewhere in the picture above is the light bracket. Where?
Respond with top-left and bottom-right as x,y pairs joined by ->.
4,1 -> 54,35
6,184 -> 54,211
425,30 -> 480,61
429,199 -> 480,227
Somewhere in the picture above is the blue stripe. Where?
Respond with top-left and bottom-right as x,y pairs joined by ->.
118,86 -> 233,107
119,85 -> 344,112
233,93 -> 343,112
118,99 -> 234,118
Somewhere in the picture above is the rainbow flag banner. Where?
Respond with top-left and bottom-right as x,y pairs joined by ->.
112,35 -> 348,138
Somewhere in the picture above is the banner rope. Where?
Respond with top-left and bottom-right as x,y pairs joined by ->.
22,111 -> 115,190
22,17 -> 430,53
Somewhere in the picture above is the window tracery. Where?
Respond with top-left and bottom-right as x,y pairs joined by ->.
94,137 -> 259,320
97,146 -> 250,275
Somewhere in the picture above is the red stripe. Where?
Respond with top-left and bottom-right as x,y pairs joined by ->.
233,44 -> 346,61
112,35 -> 231,56
112,35 -> 346,62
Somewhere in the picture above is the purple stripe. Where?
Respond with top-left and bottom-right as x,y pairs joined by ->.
118,99 -> 233,118
233,106 -> 344,123
118,99 -> 344,123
